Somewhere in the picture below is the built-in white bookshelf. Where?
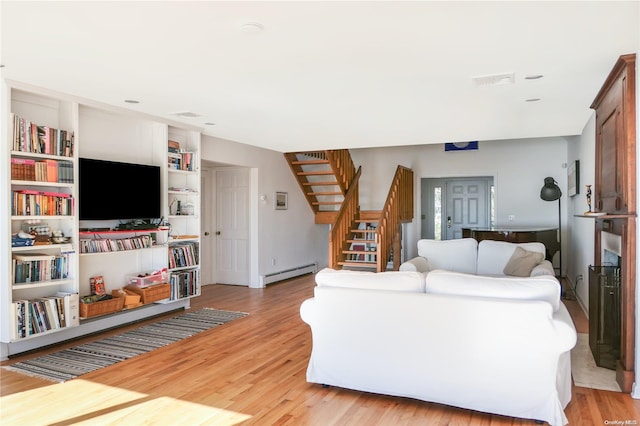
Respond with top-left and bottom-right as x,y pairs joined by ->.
1,81 -> 202,358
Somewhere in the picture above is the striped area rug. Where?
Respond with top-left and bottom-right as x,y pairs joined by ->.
4,308 -> 248,383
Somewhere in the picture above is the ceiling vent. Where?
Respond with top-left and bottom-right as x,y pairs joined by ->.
472,72 -> 515,87
169,111 -> 201,118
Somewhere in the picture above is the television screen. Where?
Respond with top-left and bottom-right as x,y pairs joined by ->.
79,158 -> 161,221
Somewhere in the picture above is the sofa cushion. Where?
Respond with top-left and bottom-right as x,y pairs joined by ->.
425,269 -> 561,311
398,256 -> 430,273
416,238 -> 478,274
476,240 -> 546,276
315,268 -> 426,293
503,246 -> 545,277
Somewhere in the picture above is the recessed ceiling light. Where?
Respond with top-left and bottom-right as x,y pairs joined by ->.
204,122 -> 216,126
124,99 -> 140,104
169,111 -> 201,118
525,74 -> 544,80
472,72 -> 515,87
525,98 -> 541,102
240,22 -> 264,33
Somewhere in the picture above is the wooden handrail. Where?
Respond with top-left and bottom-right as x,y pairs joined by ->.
328,166 -> 362,269
376,166 -> 414,271
325,149 -> 356,194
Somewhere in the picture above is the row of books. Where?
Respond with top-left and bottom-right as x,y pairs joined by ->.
11,157 -> 74,183
12,190 -> 74,216
169,269 -> 199,300
11,292 -> 79,339
11,113 -> 75,157
168,151 -> 196,171
79,235 -> 153,254
168,241 -> 199,269
12,252 -> 71,284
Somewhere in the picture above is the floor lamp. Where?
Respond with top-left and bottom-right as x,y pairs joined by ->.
540,177 -> 562,278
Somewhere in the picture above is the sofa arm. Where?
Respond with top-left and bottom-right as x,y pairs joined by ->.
399,256 -> 430,273
531,260 -> 555,277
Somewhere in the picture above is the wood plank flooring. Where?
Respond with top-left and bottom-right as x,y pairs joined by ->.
2,274 -> 640,425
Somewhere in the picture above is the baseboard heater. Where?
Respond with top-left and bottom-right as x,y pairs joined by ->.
259,262 -> 318,286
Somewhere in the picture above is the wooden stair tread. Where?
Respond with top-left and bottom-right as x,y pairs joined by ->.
338,261 -> 377,268
297,171 -> 334,176
346,239 -> 376,244
302,181 -> 339,186
307,191 -> 343,196
291,159 -> 330,165
312,201 -> 343,205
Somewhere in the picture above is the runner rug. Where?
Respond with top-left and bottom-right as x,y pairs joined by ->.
4,308 -> 248,383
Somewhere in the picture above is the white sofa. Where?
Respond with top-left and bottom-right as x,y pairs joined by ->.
300,266 -> 576,425
400,238 -> 555,277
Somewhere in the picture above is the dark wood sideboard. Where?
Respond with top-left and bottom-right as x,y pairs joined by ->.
462,227 -> 559,262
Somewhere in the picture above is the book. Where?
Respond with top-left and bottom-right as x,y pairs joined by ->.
56,292 -> 79,327
91,275 -> 106,295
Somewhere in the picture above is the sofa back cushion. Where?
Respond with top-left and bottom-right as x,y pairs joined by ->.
425,269 -> 561,311
416,238 -> 478,274
476,240 -> 546,276
315,268 -> 426,293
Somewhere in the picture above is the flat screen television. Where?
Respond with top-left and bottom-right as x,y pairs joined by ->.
79,158 -> 161,221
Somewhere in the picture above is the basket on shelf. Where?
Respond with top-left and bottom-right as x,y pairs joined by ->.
125,283 -> 171,304
79,296 -> 125,319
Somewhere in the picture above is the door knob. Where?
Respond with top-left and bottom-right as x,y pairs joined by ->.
447,216 -> 452,228
216,231 -> 221,235
204,231 -> 210,236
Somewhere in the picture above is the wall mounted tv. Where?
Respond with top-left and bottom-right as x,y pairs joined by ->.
79,158 -> 161,221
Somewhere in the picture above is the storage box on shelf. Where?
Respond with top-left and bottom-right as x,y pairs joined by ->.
125,283 -> 171,304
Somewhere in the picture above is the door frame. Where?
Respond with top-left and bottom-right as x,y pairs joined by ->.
421,176 -> 494,240
201,162 -> 258,287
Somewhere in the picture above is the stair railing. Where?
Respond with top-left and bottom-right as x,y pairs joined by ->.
376,166 -> 414,271
329,166 -> 362,269
325,149 -> 356,194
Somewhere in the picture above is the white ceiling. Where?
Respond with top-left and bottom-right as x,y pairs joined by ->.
1,1 -> 638,153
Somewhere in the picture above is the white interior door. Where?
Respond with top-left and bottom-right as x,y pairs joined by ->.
216,168 -> 249,285
445,179 -> 489,240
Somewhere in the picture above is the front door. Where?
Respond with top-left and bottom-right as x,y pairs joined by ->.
445,179 -> 490,240
422,177 -> 493,240
216,168 -> 250,285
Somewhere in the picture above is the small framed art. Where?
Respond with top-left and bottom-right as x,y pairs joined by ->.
568,160 -> 580,197
275,192 -> 288,210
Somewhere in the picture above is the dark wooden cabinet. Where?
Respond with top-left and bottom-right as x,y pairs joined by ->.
590,54 -> 636,392
591,54 -> 636,215
462,227 -> 559,262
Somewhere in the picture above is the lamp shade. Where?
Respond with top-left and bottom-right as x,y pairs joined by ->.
540,177 -> 562,201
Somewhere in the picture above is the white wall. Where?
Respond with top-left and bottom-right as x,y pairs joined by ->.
351,137 -> 568,268
200,135 -> 328,287
566,114 -> 596,312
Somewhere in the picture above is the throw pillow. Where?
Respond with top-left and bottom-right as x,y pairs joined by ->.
503,246 -> 545,277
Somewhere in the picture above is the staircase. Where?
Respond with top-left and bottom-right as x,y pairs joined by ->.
285,150 -> 413,272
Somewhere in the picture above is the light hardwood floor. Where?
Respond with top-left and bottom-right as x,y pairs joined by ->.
2,274 -> 640,425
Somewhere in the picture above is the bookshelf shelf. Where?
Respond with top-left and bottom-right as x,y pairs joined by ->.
12,278 -> 75,290
11,180 -> 74,188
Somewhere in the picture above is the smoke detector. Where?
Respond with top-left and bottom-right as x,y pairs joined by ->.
472,72 -> 515,87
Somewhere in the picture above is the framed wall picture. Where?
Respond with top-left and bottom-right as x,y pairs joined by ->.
275,191 -> 288,210
568,160 -> 580,197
